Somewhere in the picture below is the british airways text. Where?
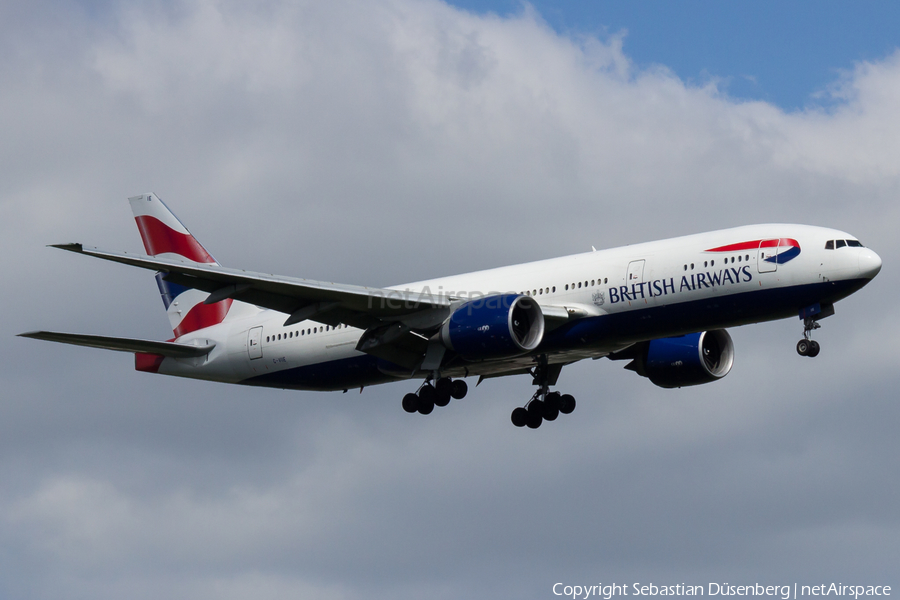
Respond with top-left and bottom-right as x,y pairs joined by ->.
609,266 -> 753,304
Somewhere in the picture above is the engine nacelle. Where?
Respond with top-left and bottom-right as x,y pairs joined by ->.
639,330 -> 734,388
441,294 -> 544,360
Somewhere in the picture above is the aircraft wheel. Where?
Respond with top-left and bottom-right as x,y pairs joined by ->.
545,391 -> 562,410
402,393 -> 418,413
526,400 -> 544,429
434,379 -> 452,407
450,379 -> 468,399
511,407 -> 528,427
797,339 -> 810,356
417,385 -> 435,414
559,394 -> 576,415
808,340 -> 820,357
542,405 -> 559,421
434,377 -> 453,406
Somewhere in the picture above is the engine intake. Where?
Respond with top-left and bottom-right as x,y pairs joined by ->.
441,294 -> 544,360
628,330 -> 734,388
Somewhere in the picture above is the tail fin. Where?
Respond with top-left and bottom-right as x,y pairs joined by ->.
128,193 -> 232,338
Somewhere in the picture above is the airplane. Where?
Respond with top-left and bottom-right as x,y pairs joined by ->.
19,194 -> 882,429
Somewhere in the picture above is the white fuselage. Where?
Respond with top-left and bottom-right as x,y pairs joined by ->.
158,224 -> 881,390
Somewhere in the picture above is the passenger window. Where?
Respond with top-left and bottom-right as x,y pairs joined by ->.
836,240 -> 846,249
825,240 -> 834,250
577,282 -> 582,288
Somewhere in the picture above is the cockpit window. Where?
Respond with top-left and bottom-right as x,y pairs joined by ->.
846,240 -> 863,247
825,240 -> 834,250
835,239 -> 846,249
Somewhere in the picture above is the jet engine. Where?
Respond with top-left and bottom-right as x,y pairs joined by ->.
625,330 -> 734,388
441,294 -> 544,360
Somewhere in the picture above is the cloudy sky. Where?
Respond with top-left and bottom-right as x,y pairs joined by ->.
2,1 -> 899,598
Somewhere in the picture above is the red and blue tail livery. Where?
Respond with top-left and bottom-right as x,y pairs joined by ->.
19,195 -> 881,430
128,193 -> 232,338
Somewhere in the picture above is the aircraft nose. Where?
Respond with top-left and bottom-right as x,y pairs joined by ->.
858,248 -> 882,279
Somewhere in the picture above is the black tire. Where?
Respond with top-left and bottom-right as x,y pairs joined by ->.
542,406 -> 559,421
528,400 -> 544,416
808,340 -> 820,357
433,380 -> 452,407
511,407 -> 528,427
450,379 -> 468,399
797,339 -> 809,356
559,394 -> 576,415
545,391 -> 562,410
417,385 -> 435,414
526,411 -> 542,429
419,384 -> 435,402
435,377 -> 453,395
402,393 -> 418,413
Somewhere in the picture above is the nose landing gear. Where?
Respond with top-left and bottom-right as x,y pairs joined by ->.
796,316 -> 821,358
796,338 -> 820,357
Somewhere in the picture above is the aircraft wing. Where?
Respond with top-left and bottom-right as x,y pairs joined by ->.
51,243 -> 451,330
18,331 -> 215,357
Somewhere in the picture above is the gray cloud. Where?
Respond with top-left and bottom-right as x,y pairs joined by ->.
2,1 -> 899,598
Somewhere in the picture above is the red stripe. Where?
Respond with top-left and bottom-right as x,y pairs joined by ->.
706,238 -> 799,252
135,215 -> 215,263
173,299 -> 233,337
135,353 -> 164,373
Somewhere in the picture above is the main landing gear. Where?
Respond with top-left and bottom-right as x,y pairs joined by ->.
402,377 -> 468,415
796,316 -> 821,358
510,390 -> 576,429
510,355 -> 576,429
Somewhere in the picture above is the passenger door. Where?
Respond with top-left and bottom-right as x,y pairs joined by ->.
758,240 -> 778,273
248,326 -> 263,360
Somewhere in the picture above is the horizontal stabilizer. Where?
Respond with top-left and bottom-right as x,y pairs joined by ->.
18,331 -> 214,358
